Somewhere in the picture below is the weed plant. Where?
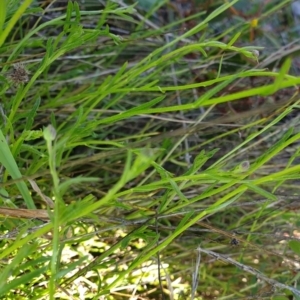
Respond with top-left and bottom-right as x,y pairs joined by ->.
0,0 -> 300,299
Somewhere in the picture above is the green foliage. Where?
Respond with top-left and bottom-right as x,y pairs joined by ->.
0,0 -> 33,48
0,0 -> 300,299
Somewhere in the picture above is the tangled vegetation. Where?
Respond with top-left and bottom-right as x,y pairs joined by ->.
1,0 -> 300,299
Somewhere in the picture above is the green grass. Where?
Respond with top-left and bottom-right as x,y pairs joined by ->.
0,0 -> 300,299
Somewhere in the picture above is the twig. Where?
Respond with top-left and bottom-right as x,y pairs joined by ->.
197,246 -> 300,297
191,248 -> 201,299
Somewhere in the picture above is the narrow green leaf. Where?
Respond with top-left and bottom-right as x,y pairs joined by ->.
273,57 -> 292,87
64,1 -> 73,32
50,110 -> 57,128
185,150 -> 211,176
205,192 -> 244,213
254,128 -> 293,167
25,97 -> 40,130
261,58 -> 291,95
168,178 -> 188,202
0,242 -> 38,284
204,0 -> 240,23
74,1 -> 81,23
0,266 -> 48,297
0,0 -> 6,34
97,95 -> 165,124
244,183 -> 277,201
53,31 -> 65,51
152,162 -> 173,179
0,129 -> 35,208
196,74 -> 239,105
217,55 -> 224,78
174,211 -> 194,232
158,191 -> 171,213
45,37 -> 55,59
56,256 -> 87,279
109,62 -> 128,86
0,0 -> 33,48
227,32 -> 241,47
